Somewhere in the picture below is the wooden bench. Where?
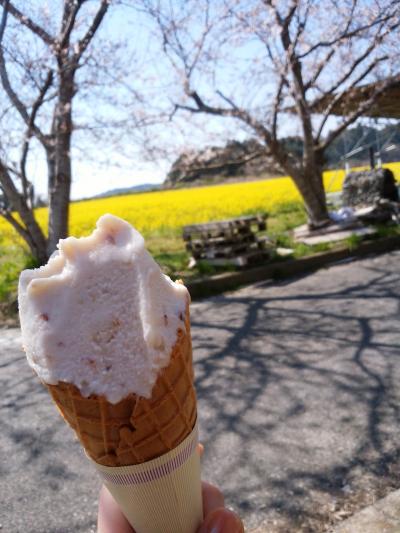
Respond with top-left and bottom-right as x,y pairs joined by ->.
183,214 -> 271,267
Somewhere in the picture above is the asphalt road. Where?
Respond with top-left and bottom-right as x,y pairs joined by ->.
1,251 -> 400,532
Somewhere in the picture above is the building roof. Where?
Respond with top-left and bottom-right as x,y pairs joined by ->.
310,77 -> 400,119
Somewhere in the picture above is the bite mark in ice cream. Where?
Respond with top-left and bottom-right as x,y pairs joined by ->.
18,214 -> 189,404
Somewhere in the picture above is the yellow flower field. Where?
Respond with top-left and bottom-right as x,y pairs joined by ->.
1,163 -> 399,244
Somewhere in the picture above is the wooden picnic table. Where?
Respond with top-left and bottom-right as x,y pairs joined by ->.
183,214 -> 271,267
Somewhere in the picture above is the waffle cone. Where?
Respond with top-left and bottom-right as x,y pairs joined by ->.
46,311 -> 197,466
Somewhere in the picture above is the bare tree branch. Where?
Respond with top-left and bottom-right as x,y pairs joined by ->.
272,75 -> 286,143
0,0 -> 55,46
0,159 -> 47,259
186,1 -> 213,79
181,89 -> 299,176
0,4 -> 49,147
0,5 -> 29,123
319,19 -> 397,100
73,0 -> 110,61
58,0 -> 85,50
20,69 -> 54,201
0,209 -> 31,242
316,55 -> 389,141
281,1 -> 298,32
305,49 -> 335,91
0,0 -> 7,42
298,8 -> 398,59
273,0 -> 315,161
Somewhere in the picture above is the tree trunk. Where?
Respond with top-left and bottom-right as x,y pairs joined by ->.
47,147 -> 71,256
3,210 -> 48,264
0,163 -> 48,264
5,204 -> 48,264
46,69 -> 73,256
291,166 -> 330,228
16,208 -> 48,264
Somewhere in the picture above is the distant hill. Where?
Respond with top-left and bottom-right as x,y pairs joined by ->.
165,124 -> 400,187
88,183 -> 161,200
165,139 -> 283,188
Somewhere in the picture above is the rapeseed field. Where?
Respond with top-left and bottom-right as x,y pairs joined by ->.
1,163 -> 399,244
1,163 -> 399,304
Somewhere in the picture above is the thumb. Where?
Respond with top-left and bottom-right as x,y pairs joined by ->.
197,508 -> 244,533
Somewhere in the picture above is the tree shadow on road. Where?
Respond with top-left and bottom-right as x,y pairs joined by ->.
192,256 -> 400,531
0,345 -> 80,479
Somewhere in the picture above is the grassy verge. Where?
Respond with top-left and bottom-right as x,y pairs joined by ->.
0,243 -> 37,322
2,200 -> 400,322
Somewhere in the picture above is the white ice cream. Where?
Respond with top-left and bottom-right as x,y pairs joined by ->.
18,214 -> 189,404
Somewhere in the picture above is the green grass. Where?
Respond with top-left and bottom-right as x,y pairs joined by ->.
0,244 -> 38,319
346,233 -> 363,251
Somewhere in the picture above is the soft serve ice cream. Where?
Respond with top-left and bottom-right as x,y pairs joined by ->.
18,214 -> 189,403
18,214 -> 202,533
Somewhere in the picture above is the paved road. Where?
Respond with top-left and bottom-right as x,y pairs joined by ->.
1,251 -> 400,532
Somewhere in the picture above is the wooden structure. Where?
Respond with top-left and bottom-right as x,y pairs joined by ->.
310,77 -> 400,119
183,214 -> 270,267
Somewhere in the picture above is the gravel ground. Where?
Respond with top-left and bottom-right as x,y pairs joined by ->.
1,251 -> 400,532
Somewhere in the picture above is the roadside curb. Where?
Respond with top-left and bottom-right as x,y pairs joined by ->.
186,235 -> 400,300
329,489 -> 400,533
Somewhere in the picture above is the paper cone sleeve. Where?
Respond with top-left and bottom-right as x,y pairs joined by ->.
45,309 -> 197,467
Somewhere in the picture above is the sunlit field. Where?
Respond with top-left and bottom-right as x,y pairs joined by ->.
1,163 -> 399,307
2,163 -> 399,245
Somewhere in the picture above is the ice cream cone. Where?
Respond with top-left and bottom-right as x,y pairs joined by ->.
46,311 -> 197,467
19,216 -> 203,532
